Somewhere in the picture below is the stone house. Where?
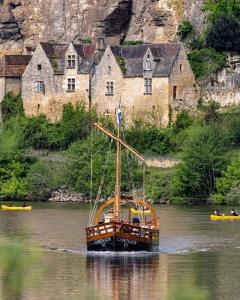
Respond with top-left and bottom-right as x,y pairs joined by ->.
0,55 -> 31,102
22,42 -> 96,122
91,43 -> 199,126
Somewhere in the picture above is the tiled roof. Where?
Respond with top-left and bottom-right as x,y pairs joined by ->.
110,43 -> 181,77
40,42 -> 96,74
0,55 -> 31,77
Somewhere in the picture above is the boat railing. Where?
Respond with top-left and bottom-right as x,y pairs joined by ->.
86,222 -> 158,239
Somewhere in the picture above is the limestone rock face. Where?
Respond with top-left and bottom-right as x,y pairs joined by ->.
0,0 -> 205,53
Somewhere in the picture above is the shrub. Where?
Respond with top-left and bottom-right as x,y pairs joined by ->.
82,38 -> 92,44
173,111 -> 193,133
1,93 -> 24,122
172,125 -> 228,203
188,48 -> 226,79
125,123 -> 173,155
177,21 -> 193,40
26,161 -> 65,201
122,40 -> 144,46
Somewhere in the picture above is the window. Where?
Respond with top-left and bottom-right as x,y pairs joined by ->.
108,66 -> 111,75
173,85 -> 177,100
145,61 -> 151,71
67,55 -> 76,68
144,78 -> 152,94
36,81 -> 44,93
106,82 -> 114,95
37,64 -> 42,70
67,78 -> 75,92
180,64 -> 182,71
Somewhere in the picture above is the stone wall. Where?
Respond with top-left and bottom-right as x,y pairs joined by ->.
91,46 -> 170,126
22,43 -> 90,121
0,77 -> 5,101
169,46 -> 199,119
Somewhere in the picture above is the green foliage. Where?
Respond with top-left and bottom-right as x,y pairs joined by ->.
145,168 -> 173,203
82,38 -> 92,44
173,110 -> 193,134
177,20 -> 193,40
0,238 -> 40,300
51,55 -> 59,73
206,13 -> 240,53
65,133 -> 142,197
203,0 -> 240,21
116,57 -> 127,75
188,48 -> 226,79
168,283 -> 208,300
23,103 -> 97,150
26,161 -> 65,201
1,93 -> 24,122
125,122 -> 173,155
122,40 -> 144,46
213,153 -> 240,204
172,125 -> 228,203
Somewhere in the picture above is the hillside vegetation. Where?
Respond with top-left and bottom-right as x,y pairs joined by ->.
1,93 -> 240,205
178,0 -> 240,80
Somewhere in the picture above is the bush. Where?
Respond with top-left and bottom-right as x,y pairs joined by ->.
26,161 -> 65,201
206,13 -> 240,53
213,153 -> 240,204
188,48 -> 226,79
177,21 -> 193,40
122,40 -> 144,46
1,93 -> 24,122
203,0 -> 240,21
172,125 -> 228,203
125,124 -> 173,155
173,111 -> 193,133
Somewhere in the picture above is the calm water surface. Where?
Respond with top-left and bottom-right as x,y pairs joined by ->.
0,204 -> 240,300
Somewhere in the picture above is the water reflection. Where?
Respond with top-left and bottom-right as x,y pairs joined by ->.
86,253 -> 168,300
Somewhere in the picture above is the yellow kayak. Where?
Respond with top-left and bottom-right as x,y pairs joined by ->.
1,205 -> 32,211
130,208 -> 151,214
210,215 -> 240,220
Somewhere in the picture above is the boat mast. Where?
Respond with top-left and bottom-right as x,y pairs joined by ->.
114,127 -> 121,221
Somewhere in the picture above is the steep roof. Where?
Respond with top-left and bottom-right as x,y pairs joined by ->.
0,55 -> 31,77
110,43 -> 181,77
40,42 -> 96,74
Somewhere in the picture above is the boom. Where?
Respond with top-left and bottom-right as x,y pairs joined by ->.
94,123 -> 145,162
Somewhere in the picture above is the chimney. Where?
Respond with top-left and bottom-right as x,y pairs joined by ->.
96,37 -> 106,51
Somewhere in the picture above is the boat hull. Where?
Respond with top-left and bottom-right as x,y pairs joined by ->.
1,205 -> 32,211
210,215 -> 240,220
86,222 -> 159,252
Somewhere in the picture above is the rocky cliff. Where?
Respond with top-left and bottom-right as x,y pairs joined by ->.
0,0 -> 205,54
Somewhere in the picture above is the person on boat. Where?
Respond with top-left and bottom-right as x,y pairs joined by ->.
214,209 -> 221,216
230,209 -> 239,216
22,202 -> 27,207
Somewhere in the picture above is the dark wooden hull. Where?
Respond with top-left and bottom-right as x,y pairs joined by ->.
86,222 -> 159,252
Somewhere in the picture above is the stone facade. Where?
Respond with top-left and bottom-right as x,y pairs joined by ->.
0,54 -> 31,101
91,43 -> 199,127
22,42 -> 95,122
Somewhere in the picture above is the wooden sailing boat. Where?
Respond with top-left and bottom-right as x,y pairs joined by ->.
86,122 -> 159,251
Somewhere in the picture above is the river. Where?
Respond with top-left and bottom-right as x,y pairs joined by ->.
0,203 -> 239,300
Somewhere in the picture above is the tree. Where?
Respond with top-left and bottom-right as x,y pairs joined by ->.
206,13 -> 240,53
172,125 -> 228,203
203,0 -> 240,21
188,48 -> 226,79
1,93 -> 24,122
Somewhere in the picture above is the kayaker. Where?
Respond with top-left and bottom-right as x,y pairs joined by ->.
230,209 -> 239,216
214,209 -> 221,216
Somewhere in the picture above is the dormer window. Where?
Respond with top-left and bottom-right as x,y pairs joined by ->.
67,55 -> 76,68
145,61 -> 151,71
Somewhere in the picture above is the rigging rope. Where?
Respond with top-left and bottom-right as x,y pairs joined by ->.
89,137 -> 113,225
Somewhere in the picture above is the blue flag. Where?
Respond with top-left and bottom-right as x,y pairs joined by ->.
117,102 -> 122,126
